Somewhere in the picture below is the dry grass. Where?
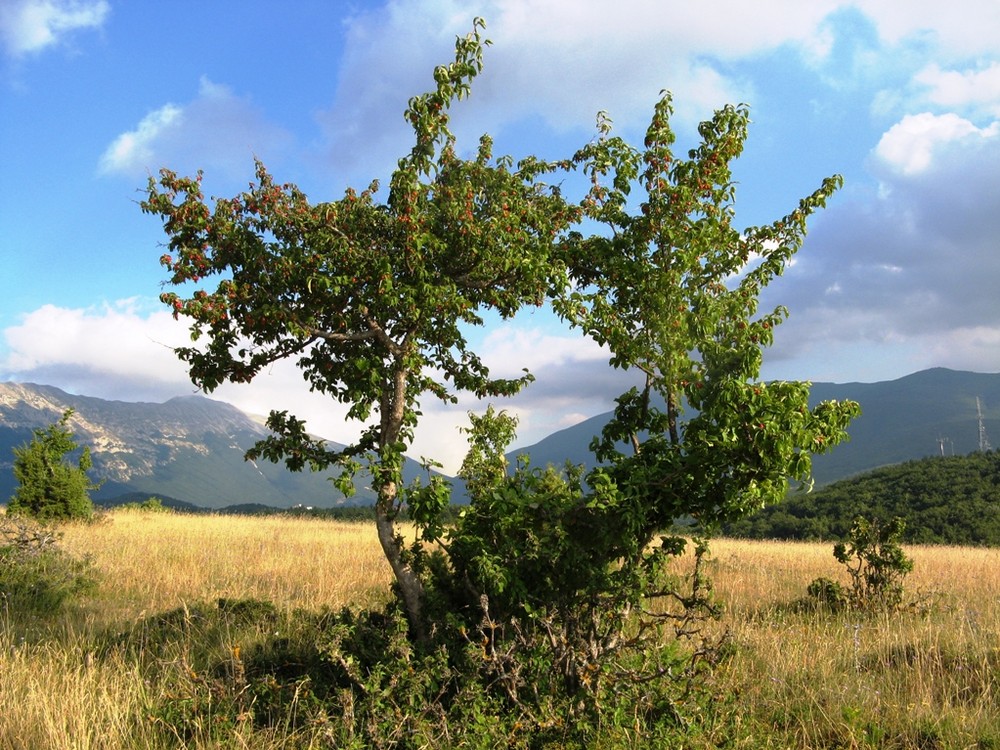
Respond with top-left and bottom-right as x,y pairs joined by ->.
57,510 -> 397,626
2,510 -> 398,750
700,540 -> 1000,748
3,511 -> 999,748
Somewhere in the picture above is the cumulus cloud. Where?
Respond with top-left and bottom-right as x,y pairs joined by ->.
0,0 -> 108,58
98,77 -> 293,180
762,111 -> 1000,378
315,0 -> 1000,189
317,0 -> 851,181
873,112 -> 996,175
0,302 -> 630,474
0,299 -> 192,400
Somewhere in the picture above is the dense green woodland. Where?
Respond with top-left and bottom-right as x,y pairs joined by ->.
724,450 -> 1000,546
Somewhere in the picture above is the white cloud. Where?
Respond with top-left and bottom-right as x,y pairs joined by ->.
479,325 -> 606,376
316,1 -> 1000,189
914,62 -> 1000,114
0,0 -> 108,58
98,77 -> 293,180
0,302 -> 633,474
854,0 -> 1000,57
1,299 -> 192,399
873,112 -> 997,175
98,104 -> 183,175
318,0 -> 853,180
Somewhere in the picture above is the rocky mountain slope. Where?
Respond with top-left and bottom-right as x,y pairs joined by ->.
0,383 -> 382,509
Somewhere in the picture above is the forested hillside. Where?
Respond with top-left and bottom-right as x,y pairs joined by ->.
724,450 -> 1000,545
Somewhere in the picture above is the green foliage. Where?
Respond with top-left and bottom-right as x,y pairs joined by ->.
402,459 -> 452,543
725,450 -> 1000,545
140,17 -> 858,741
119,496 -> 172,513
8,409 -> 100,521
457,405 -> 518,500
421,409 -> 720,730
117,596 -> 713,748
551,93 -> 859,538
804,576 -> 849,610
0,514 -> 97,620
806,516 -> 913,612
406,83 -> 857,733
833,516 -> 913,610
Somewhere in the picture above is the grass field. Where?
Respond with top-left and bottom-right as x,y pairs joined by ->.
2,509 -> 998,748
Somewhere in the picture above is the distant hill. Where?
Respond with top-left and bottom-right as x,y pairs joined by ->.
0,383 -> 434,510
722,450 -> 1000,546
508,368 -> 1000,486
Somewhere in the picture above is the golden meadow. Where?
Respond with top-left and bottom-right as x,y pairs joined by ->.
2,509 -> 998,749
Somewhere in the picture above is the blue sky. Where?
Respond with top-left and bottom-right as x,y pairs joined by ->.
1,0 -> 999,472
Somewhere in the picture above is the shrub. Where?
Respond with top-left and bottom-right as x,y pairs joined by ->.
805,576 -> 849,610
0,514 -> 98,619
125,596 -> 713,748
808,516 -> 913,611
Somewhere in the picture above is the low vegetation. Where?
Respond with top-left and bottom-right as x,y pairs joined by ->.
2,508 -> 998,748
808,516 -> 914,612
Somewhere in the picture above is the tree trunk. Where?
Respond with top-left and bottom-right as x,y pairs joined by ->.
374,479 -> 428,647
372,361 -> 429,647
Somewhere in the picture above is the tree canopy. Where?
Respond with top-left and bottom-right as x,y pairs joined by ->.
725,450 -> 1000,545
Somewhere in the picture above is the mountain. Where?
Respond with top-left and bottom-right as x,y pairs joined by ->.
0,383 -> 432,510
3,368 -> 998,511
508,368 -> 1000,486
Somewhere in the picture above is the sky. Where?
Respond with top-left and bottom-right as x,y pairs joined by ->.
1,0 -> 999,474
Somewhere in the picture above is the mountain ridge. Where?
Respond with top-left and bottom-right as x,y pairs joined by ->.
507,367 -> 1000,486
2,367 -> 999,509
0,382 -> 378,509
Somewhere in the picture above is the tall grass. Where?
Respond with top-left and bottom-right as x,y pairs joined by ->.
59,511 -> 397,624
701,540 -> 1000,748
2,510 -> 999,748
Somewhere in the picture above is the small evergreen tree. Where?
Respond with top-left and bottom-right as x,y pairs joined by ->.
8,409 -> 99,521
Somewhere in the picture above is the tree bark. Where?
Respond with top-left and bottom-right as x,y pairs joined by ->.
372,358 -> 428,647
374,480 -> 428,647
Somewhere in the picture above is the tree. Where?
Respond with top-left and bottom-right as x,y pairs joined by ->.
559,94 -> 860,532
141,19 -> 574,644
436,95 -> 861,713
140,24 -> 865,739
8,409 -> 99,521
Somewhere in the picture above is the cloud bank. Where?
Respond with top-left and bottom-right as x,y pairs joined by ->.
0,0 -> 108,58
0,300 -> 627,473
764,107 -> 1000,379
